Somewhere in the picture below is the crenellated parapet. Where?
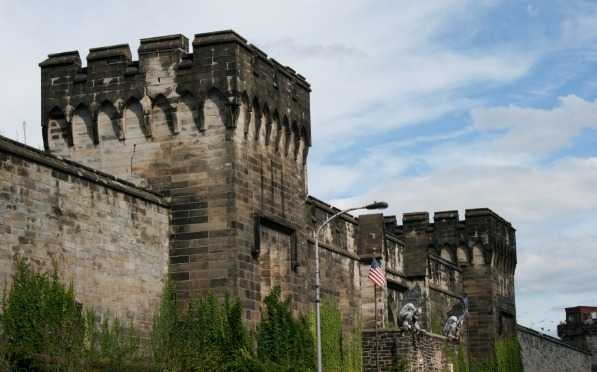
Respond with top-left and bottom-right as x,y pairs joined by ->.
387,208 -> 517,276
39,30 -> 311,163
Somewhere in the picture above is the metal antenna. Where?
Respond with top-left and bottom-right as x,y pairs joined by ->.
22,121 -> 27,145
130,144 -> 137,176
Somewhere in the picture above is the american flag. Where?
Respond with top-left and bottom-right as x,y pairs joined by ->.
368,258 -> 386,287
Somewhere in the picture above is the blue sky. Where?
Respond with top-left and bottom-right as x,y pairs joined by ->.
1,0 -> 597,336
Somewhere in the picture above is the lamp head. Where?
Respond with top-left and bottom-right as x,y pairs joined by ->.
365,201 -> 388,210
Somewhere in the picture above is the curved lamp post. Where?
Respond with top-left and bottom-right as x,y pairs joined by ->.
314,201 -> 388,372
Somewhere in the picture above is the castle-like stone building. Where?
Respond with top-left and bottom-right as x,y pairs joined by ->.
558,306 -> 597,371
0,30 -> 592,371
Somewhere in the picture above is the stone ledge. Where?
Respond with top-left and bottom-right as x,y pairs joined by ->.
308,239 -> 359,260
307,195 -> 359,224
0,134 -> 167,207
362,328 -> 454,342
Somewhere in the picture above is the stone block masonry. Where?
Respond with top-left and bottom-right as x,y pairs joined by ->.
39,30 -> 312,322
0,135 -> 169,330
517,325 -> 592,372
362,329 -> 459,372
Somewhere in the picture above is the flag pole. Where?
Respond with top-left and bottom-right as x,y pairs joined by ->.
375,282 -> 380,372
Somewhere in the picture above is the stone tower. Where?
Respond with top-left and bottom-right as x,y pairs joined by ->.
558,306 -> 597,372
394,208 -> 517,360
39,31 -> 311,321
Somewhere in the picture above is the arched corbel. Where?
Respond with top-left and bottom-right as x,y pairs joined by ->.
171,101 -> 181,135
89,101 -> 100,145
114,99 -> 126,140
140,94 -> 153,138
225,96 -> 240,130
64,104 -> 75,146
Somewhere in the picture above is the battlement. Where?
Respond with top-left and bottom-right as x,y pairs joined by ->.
39,51 -> 82,68
88,44 -> 132,63
40,30 -> 311,154
139,34 -> 189,55
396,208 -> 513,230
40,30 -> 309,91
387,208 -> 516,271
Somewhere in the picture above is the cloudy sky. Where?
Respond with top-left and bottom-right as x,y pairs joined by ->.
1,0 -> 596,335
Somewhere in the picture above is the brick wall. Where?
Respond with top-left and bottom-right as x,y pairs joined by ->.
517,325 -> 592,372
0,135 -> 169,329
362,329 -> 459,372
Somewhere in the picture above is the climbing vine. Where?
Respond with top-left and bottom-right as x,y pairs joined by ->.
448,337 -> 524,372
0,261 -> 366,371
1,258 -> 146,371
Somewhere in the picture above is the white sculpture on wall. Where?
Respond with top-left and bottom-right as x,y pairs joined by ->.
442,296 -> 469,340
399,287 -> 423,333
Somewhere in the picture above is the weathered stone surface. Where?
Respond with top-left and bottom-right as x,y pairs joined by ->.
518,325 -> 592,372
0,135 -> 169,329
558,306 -> 597,371
362,329 -> 459,372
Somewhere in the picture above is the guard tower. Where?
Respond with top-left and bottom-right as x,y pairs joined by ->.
391,208 -> 517,360
40,31 -> 312,321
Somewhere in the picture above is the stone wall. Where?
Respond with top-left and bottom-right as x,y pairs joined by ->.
558,320 -> 597,372
517,325 -> 592,372
305,197 -> 364,327
0,135 -> 169,329
362,329 -> 459,372
589,335 -> 597,372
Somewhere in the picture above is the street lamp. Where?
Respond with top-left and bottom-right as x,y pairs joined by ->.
314,201 -> 388,372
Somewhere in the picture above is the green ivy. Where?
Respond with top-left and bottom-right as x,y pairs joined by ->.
150,280 -> 252,372
257,286 -> 314,371
430,305 -> 444,335
0,263 -> 367,371
311,299 -> 363,372
1,258 -> 147,371
448,337 -> 524,372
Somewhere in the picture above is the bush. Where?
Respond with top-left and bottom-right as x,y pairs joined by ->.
1,259 -> 146,371
2,259 -> 85,370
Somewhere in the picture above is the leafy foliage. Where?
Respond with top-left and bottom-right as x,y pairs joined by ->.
257,286 -> 314,371
151,284 -> 252,371
1,259 -> 147,371
311,299 -> 362,372
2,259 -> 85,370
448,337 -> 524,372
0,263 -> 367,371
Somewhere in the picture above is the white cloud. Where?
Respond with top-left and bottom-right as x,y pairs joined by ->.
317,94 -> 597,331
0,0 -> 537,149
471,95 -> 597,157
328,156 -> 597,222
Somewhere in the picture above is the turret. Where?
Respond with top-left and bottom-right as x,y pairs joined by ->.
40,30 -> 311,321
391,208 -> 517,360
